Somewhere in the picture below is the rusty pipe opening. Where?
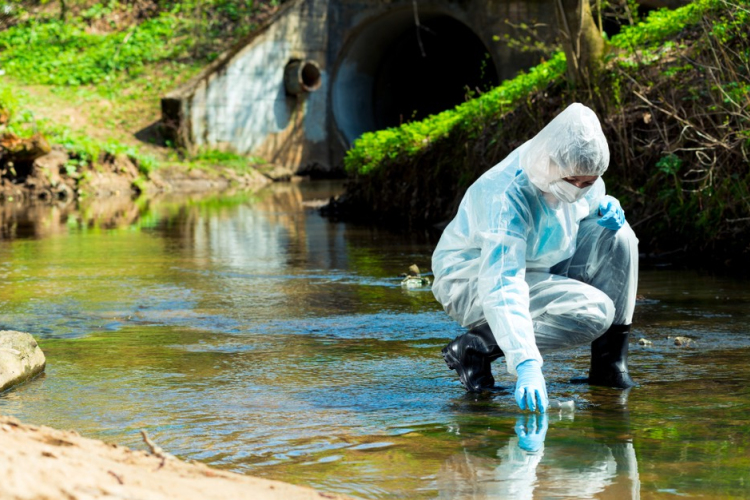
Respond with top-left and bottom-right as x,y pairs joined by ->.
284,59 -> 322,95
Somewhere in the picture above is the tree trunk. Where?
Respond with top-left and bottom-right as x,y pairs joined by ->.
555,0 -> 605,87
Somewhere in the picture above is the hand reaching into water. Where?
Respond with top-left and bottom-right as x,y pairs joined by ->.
514,360 -> 548,413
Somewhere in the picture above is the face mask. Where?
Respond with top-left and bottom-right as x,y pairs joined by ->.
548,179 -> 592,203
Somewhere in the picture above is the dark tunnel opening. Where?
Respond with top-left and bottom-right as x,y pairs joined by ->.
372,17 -> 499,130
332,11 -> 500,145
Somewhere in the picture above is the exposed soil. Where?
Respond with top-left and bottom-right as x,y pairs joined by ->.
0,414 -> 352,500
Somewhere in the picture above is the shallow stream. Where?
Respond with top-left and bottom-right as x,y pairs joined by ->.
1,181 -> 749,499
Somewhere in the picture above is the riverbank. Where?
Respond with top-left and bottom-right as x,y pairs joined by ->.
0,144 -> 278,203
0,146 -> 278,203
336,0 -> 750,270
0,414 -> 352,500
0,0 -> 297,206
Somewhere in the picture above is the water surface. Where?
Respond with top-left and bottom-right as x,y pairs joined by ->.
1,182 -> 749,499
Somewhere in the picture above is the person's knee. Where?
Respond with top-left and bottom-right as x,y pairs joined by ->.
578,289 -> 615,341
606,223 -> 638,261
535,289 -> 614,349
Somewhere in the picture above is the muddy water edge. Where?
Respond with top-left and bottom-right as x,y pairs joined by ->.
1,180 -> 749,499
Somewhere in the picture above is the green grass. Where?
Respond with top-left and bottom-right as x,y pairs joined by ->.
0,0 -> 280,173
0,14 -> 190,86
0,78 -> 158,174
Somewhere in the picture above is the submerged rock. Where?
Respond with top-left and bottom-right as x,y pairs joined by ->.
0,330 -> 46,393
257,163 -> 296,182
673,336 -> 693,347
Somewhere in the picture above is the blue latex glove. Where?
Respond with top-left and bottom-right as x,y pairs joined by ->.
514,360 -> 549,413
515,413 -> 549,453
597,195 -> 626,231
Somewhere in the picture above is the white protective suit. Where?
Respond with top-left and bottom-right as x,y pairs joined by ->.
432,103 -> 638,375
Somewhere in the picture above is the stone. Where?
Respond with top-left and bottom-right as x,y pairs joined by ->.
0,330 -> 46,393
638,338 -> 652,346
93,171 -> 134,197
113,154 -> 140,178
673,336 -> 693,347
257,163 -> 296,182
32,150 -> 68,186
0,132 -> 51,163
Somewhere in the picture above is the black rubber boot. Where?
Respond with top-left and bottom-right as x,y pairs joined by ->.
587,324 -> 636,388
441,323 -> 504,392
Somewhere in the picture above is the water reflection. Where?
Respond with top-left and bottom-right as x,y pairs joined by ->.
514,412 -> 548,452
440,392 -> 640,500
0,195 -> 142,240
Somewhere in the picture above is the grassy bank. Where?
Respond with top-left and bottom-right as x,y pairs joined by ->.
341,0 -> 750,268
0,0 -> 282,189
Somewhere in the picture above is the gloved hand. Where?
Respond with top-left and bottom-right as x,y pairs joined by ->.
597,195 -> 626,231
514,413 -> 549,453
514,360 -> 548,413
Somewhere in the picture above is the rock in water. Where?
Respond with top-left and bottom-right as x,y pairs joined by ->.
0,331 -> 46,393
673,336 -> 693,347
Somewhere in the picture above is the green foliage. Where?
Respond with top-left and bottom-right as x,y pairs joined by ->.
601,0 -> 750,258
345,0 -> 738,178
0,79 -> 157,177
154,0 -> 282,59
655,154 -> 683,176
608,0 -> 711,49
0,0 -> 283,86
345,52 -> 567,176
0,81 -> 17,108
0,13 -> 190,86
341,0 -> 750,267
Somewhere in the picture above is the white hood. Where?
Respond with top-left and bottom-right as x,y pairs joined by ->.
521,103 -> 610,193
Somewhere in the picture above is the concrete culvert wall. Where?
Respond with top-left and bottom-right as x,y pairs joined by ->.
162,0 -> 561,174
332,9 -> 499,145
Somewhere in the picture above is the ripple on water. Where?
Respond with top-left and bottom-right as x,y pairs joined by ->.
2,194 -> 750,500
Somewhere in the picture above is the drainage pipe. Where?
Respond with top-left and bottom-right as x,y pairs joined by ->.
284,60 -> 322,95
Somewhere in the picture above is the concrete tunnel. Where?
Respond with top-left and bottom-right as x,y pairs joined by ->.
331,9 -> 500,145
161,0 -> 554,174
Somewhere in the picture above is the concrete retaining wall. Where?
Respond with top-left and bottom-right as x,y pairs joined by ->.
162,0 -> 558,174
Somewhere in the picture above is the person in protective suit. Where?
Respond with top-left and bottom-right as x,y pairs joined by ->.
432,103 -> 638,413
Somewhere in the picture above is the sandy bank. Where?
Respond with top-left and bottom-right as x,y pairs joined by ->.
0,414 -> 352,500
